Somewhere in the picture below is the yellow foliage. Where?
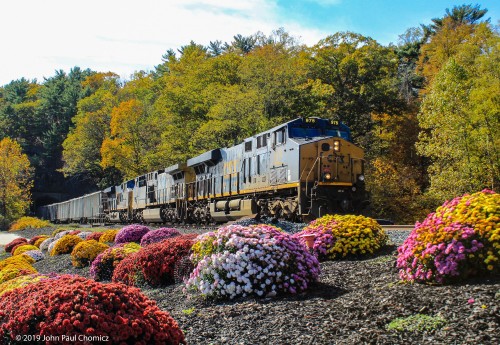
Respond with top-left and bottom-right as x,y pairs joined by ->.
71,240 -> 109,268
12,245 -> 38,256
9,217 -> 50,232
0,263 -> 37,285
50,235 -> 83,256
99,229 -> 119,243
0,273 -> 48,297
0,255 -> 35,270
0,138 -> 33,227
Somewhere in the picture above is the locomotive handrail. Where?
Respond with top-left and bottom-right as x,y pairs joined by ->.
305,156 -> 320,198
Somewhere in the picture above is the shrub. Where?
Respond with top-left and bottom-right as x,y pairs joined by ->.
186,225 -> 320,299
71,240 -> 109,268
39,237 -> 56,252
90,243 -> 141,281
0,263 -> 37,285
115,224 -> 150,244
54,230 -> 71,239
22,250 -> 45,262
87,232 -> 104,241
113,235 -> 195,287
68,230 -> 81,235
9,217 -> 50,231
12,244 -> 39,256
28,235 -> 50,245
4,238 -> 27,253
0,275 -> 186,344
50,235 -> 83,256
294,215 -> 388,261
76,231 -> 93,240
397,190 -> 500,283
140,228 -> 181,246
52,228 -> 70,237
0,255 -> 35,270
0,273 -> 57,297
99,229 -> 119,243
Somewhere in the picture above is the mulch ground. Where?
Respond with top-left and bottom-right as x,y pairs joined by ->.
4,227 -> 500,344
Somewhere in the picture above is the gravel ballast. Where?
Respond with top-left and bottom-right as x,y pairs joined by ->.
4,227 -> 500,344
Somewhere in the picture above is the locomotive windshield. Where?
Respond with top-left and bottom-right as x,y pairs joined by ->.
288,118 -> 351,141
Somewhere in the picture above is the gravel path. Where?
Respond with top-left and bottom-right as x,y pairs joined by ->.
5,227 -> 499,344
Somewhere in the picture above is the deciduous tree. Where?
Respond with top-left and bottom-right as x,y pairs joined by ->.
0,138 -> 33,228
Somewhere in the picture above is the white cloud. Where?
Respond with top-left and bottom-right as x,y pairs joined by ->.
0,0 -> 328,85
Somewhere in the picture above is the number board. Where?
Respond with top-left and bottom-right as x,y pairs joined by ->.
330,120 -> 339,126
305,118 -> 317,124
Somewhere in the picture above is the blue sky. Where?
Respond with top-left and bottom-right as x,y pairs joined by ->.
0,0 -> 498,86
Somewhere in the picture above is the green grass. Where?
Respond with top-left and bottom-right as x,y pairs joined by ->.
182,307 -> 196,316
386,314 -> 446,332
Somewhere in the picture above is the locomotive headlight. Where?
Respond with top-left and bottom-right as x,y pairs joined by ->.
358,174 -> 365,182
324,172 -> 332,180
333,140 -> 341,152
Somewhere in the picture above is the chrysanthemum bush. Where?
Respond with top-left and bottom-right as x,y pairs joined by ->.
0,254 -> 35,270
140,228 -> 181,246
50,235 -> 83,256
22,250 -> 45,262
68,230 -> 81,236
28,235 -> 50,246
99,229 -> 119,243
0,273 -> 57,297
12,244 -> 39,256
77,231 -> 93,240
9,217 -> 50,231
71,240 -> 109,268
87,232 -> 104,241
0,275 -> 186,344
294,215 -> 388,261
115,224 -> 150,244
90,243 -> 141,281
51,228 -> 68,237
39,237 -> 56,252
186,224 -> 320,300
397,190 -> 500,283
113,235 -> 197,287
4,238 -> 27,253
0,263 -> 37,285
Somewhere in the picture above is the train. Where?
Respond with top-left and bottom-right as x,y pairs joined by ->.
38,117 -> 368,224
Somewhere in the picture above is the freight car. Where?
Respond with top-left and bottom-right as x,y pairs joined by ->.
39,117 -> 368,224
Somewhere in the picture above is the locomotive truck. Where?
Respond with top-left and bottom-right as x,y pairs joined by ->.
39,117 -> 368,224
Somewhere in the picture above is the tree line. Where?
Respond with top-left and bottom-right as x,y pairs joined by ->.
0,4 -> 498,224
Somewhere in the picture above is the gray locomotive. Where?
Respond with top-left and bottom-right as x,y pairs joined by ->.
39,117 -> 367,224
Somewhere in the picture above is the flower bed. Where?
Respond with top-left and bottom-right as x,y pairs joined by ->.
90,243 -> 141,281
99,229 -> 119,243
4,238 -> 27,253
397,190 -> 500,283
186,224 -> 320,299
294,215 -> 388,261
9,217 -> 50,231
50,235 -> 83,256
115,224 -> 150,244
0,275 -> 186,344
140,227 -> 181,246
71,240 -> 109,268
113,235 -> 196,287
